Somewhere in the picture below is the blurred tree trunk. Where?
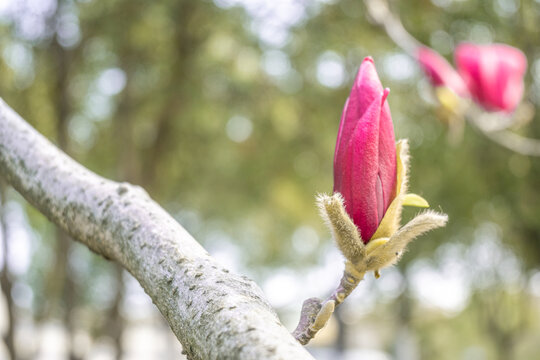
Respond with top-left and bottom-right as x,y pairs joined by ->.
0,181 -> 16,360
142,1 -> 201,190
104,66 -> 142,360
334,305 -> 347,356
46,8 -> 82,358
107,266 -> 125,360
393,281 -> 418,360
477,289 -> 528,360
104,2 -> 202,351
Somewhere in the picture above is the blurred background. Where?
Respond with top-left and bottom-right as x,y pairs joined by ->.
1,0 -> 540,359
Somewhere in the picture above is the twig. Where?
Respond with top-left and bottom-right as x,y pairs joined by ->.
292,265 -> 365,345
364,0 -> 421,55
468,118 -> 540,156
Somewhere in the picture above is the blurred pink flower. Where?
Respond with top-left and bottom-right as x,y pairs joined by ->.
417,47 -> 469,97
333,57 -> 397,242
455,43 -> 527,112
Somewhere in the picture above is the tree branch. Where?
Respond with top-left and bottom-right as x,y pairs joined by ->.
364,0 -> 421,55
0,98 -> 314,360
466,105 -> 540,156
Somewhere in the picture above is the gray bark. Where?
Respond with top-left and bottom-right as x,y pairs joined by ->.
0,98 -> 314,360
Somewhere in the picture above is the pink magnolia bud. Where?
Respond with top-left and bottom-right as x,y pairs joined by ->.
417,47 -> 469,97
333,57 -> 397,242
455,43 -> 527,112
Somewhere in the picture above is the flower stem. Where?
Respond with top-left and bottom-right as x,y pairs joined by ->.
292,265 -> 365,345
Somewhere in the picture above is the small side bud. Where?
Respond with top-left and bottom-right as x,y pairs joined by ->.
311,300 -> 335,332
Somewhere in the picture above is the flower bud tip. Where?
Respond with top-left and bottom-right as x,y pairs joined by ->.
363,56 -> 374,64
382,88 -> 390,103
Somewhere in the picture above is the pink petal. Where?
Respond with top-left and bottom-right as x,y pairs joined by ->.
493,45 -> 527,112
334,57 -> 383,171
455,44 -> 484,103
333,57 -> 397,242
338,98 -> 382,241
377,89 -> 397,213
417,47 -> 469,96
456,43 -> 527,112
333,97 -> 350,189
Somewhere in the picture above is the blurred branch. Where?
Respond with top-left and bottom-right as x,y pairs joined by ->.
363,0 -> 540,157
364,0 -> 421,55
142,1 -> 202,189
468,102 -> 534,133
466,104 -> 540,156
0,99 -> 315,360
48,17 -> 83,358
468,121 -> 540,156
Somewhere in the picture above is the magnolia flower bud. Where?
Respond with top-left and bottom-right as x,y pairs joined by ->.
455,43 -> 527,113
333,57 -> 397,242
297,57 -> 448,345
